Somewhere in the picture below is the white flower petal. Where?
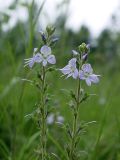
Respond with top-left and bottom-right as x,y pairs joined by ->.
47,55 -> 56,64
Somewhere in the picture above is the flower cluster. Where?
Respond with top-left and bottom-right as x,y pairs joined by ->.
24,45 -> 56,68
60,43 -> 100,86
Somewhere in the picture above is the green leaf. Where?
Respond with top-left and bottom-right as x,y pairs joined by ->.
48,133 -> 68,160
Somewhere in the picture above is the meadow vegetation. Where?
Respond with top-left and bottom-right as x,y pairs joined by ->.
0,1 -> 120,160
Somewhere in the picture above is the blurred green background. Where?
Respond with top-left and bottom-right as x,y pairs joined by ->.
0,0 -> 120,160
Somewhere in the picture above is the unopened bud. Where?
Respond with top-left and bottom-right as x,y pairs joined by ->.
46,26 -> 55,36
82,53 -> 88,62
78,43 -> 86,53
78,43 -> 90,54
50,37 -> 59,46
86,44 -> 90,53
72,50 -> 79,56
39,30 -> 47,44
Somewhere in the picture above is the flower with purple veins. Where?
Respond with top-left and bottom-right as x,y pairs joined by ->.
24,48 -> 42,68
40,45 -> 56,66
24,45 -> 56,68
60,58 -> 79,79
79,63 -> 100,86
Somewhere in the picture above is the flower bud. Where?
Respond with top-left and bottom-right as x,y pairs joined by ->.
78,43 -> 86,53
82,53 -> 88,62
39,30 -> 47,44
78,43 -> 90,54
86,44 -> 90,53
46,26 -> 55,36
50,37 -> 59,46
72,50 -> 79,56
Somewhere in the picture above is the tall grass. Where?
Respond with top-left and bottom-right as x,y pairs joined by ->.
0,0 -> 120,160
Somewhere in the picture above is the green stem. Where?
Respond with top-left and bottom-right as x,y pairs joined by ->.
41,66 -> 47,160
69,54 -> 81,160
69,78 -> 81,160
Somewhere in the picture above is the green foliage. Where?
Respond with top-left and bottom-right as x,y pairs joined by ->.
0,1 -> 120,160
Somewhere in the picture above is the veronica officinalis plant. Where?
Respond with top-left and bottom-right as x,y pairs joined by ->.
60,43 -> 100,160
24,26 -> 58,160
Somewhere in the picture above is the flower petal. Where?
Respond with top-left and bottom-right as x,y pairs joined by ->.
68,58 -> 77,67
47,55 -> 56,64
40,45 -> 51,56
72,69 -> 78,79
34,53 -> 43,63
82,64 -> 93,73
86,78 -> 91,86
60,65 -> 71,75
89,74 -> 99,83
79,70 -> 86,80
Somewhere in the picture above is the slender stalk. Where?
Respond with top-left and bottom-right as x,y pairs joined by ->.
69,55 -> 81,160
69,78 -> 81,160
40,66 -> 47,160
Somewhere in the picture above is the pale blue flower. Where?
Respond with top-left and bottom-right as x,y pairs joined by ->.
40,45 -> 56,66
79,64 -> 100,86
47,113 -> 64,125
57,115 -> 64,123
47,114 -> 54,124
60,58 -> 78,79
24,48 -> 42,68
24,45 -> 56,68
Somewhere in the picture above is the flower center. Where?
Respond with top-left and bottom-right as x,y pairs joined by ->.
42,53 -> 50,59
84,72 -> 90,78
70,66 -> 75,72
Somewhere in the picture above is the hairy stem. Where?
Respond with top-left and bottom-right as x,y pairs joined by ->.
69,55 -> 81,160
40,66 -> 47,160
69,78 -> 81,160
